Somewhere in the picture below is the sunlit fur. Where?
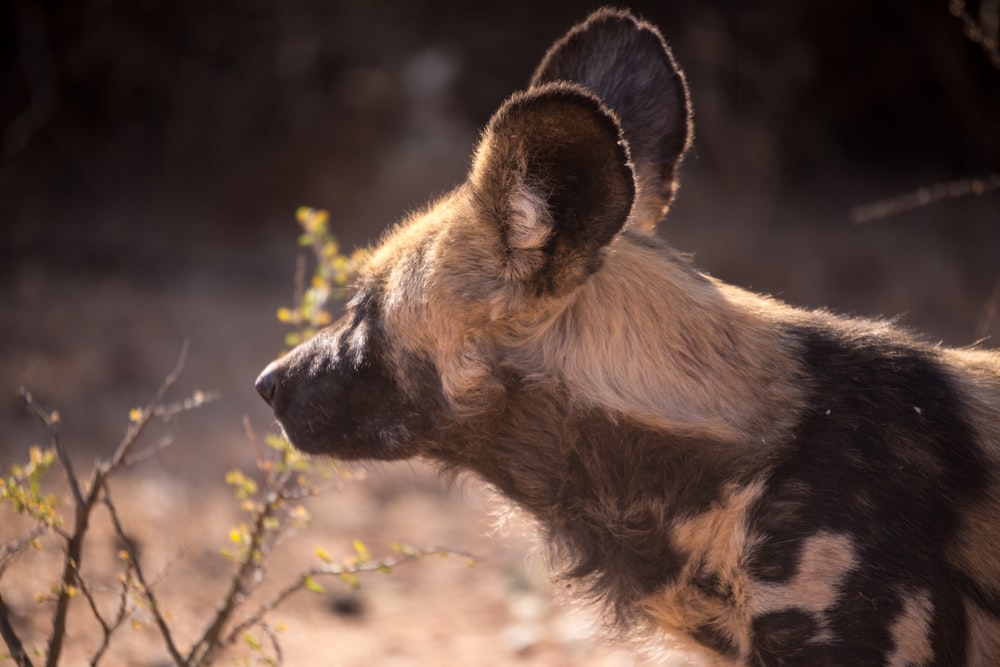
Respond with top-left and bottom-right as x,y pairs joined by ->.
256,8 -> 1000,665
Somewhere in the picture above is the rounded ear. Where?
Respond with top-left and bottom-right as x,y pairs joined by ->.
469,82 -> 635,296
531,8 -> 693,234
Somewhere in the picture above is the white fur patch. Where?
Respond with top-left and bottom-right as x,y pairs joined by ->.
506,185 -> 552,250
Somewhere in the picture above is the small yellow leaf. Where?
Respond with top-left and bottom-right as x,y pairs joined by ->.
353,539 -> 371,563
315,546 -> 332,563
303,575 -> 324,595
276,307 -> 293,322
129,408 -> 143,423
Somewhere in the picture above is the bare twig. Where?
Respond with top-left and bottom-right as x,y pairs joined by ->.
185,478 -> 292,667
121,436 -> 175,467
949,0 -> 1000,69
16,342 -> 208,667
102,488 -> 186,666
223,545 -> 480,648
19,387 -> 83,508
101,340 -> 191,475
74,566 -> 130,667
19,387 -> 88,667
259,621 -> 284,666
88,566 -> 133,667
850,172 -> 1000,224
0,593 -> 34,667
0,525 -> 48,580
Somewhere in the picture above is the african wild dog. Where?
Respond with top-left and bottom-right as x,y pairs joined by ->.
256,8 -> 1000,665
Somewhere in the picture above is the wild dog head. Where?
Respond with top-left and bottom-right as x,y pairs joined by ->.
255,8 -> 693,462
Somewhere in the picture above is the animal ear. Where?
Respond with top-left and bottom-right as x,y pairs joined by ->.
469,83 -> 635,296
531,8 -> 693,234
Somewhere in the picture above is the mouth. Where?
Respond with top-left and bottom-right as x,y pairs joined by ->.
271,413 -> 420,461
256,362 -> 423,461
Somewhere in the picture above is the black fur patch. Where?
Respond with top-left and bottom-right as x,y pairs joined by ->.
691,623 -> 738,658
429,381 -> 763,623
263,291 -> 444,459
470,84 -> 635,296
751,610 -> 841,666
530,8 -> 691,223
747,324 -> 990,661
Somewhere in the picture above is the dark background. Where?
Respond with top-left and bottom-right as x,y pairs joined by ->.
2,0 -> 999,459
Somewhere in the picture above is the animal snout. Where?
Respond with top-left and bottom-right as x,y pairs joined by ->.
255,361 -> 281,406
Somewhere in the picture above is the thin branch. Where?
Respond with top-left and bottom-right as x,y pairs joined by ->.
121,436 -> 174,467
949,0 -> 1000,69
0,593 -> 34,667
101,340 -> 191,475
259,621 -> 284,666
0,525 -> 48,580
91,567 -> 133,667
224,546 -> 480,646
18,342 -> 203,667
74,573 -> 111,665
185,478 -> 291,667
102,489 -> 185,666
74,572 -> 108,634
850,172 -> 1000,224
19,387 -> 83,508
18,387 -> 90,667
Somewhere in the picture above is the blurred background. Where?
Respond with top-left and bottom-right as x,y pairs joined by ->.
1,1 -> 998,665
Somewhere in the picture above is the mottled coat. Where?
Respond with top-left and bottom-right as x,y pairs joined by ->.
257,9 -> 1000,665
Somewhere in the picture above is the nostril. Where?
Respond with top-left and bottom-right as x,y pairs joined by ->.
255,365 -> 279,406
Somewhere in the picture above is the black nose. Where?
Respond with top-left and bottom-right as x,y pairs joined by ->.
255,363 -> 279,406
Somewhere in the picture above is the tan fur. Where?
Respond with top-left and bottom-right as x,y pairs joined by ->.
395,228 -> 811,444
965,598 -> 1000,666
750,532 -> 858,642
940,349 -> 1000,596
257,9 -> 1000,663
551,240 -> 806,443
887,590 -> 935,667
642,481 -> 765,659
346,155 -> 1000,666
